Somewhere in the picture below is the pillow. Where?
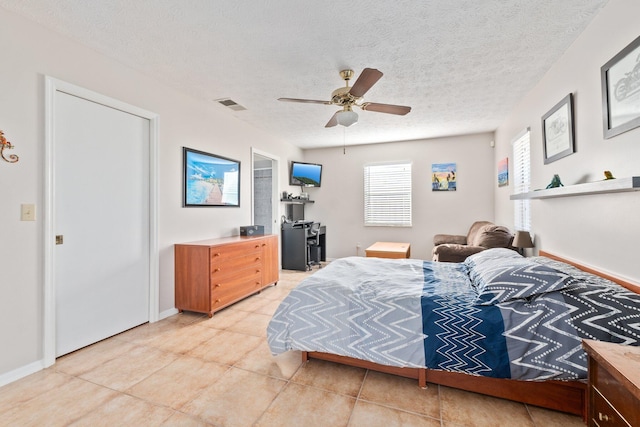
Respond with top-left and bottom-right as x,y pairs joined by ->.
464,248 -> 522,269
464,248 -> 523,288
472,225 -> 513,248
471,259 -> 580,305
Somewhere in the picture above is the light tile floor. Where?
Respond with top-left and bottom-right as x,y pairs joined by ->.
0,268 -> 586,426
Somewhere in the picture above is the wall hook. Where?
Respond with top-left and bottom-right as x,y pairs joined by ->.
0,129 -> 19,163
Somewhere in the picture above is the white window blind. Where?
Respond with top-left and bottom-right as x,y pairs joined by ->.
512,128 -> 531,231
364,162 -> 412,227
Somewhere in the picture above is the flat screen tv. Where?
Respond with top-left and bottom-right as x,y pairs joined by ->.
289,161 -> 322,187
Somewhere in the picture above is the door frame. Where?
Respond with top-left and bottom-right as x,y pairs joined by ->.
43,77 -> 159,367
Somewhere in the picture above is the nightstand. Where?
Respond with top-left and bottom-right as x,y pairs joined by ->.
582,340 -> 640,427
365,242 -> 411,259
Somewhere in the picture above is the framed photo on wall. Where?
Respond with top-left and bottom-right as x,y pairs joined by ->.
432,163 -> 456,191
183,147 -> 240,207
601,34 -> 640,139
498,157 -> 508,187
542,93 -> 575,164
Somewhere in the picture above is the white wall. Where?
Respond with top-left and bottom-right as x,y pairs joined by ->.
493,0 -> 640,281
0,9 -> 301,379
301,133 -> 497,260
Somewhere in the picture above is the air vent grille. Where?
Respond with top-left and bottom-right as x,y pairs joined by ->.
215,98 -> 246,111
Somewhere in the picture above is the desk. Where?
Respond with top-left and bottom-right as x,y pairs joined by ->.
365,242 -> 411,259
281,223 -> 326,271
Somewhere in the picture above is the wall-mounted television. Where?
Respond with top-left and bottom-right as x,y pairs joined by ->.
183,147 -> 240,207
289,161 -> 322,187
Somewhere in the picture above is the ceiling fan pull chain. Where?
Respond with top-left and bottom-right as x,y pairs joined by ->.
343,127 -> 346,155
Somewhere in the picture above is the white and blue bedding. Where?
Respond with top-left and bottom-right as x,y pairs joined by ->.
267,249 -> 640,381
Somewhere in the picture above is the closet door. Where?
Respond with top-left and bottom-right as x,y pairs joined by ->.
54,91 -> 150,356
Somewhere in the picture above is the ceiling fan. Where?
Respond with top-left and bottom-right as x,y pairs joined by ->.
278,68 -> 411,128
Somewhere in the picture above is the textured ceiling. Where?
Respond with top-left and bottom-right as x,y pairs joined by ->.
1,0 -> 608,149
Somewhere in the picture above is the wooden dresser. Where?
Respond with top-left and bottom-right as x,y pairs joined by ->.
582,339 -> 640,427
175,234 -> 279,317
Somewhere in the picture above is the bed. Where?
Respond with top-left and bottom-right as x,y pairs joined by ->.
266,249 -> 640,418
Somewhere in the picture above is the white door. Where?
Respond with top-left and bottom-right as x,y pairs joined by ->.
54,91 -> 150,357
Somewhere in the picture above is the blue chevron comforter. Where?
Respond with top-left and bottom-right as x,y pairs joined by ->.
267,249 -> 640,380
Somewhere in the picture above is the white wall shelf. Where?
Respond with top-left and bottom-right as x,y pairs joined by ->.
510,176 -> 640,200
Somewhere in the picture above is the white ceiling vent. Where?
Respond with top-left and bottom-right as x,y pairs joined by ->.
215,98 -> 246,111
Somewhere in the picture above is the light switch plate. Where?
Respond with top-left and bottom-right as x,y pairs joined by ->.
21,204 -> 36,221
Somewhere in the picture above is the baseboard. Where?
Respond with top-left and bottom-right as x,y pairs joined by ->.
0,360 -> 45,388
158,307 -> 179,321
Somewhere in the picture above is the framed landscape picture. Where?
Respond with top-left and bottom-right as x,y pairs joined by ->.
183,147 -> 240,207
498,157 -> 509,187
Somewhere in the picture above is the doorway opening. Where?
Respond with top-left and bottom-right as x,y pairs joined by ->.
251,149 -> 280,235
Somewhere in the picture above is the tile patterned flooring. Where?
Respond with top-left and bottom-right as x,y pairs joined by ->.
0,268 -> 586,426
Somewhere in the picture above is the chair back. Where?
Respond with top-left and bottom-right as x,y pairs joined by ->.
467,221 -> 492,244
308,222 -> 321,245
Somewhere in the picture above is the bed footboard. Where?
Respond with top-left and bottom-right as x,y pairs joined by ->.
302,351 -> 586,419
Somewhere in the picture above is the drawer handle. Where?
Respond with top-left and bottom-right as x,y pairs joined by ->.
213,253 -> 221,257
255,244 -> 260,248
214,284 -> 221,288
255,257 -> 261,261
598,413 -> 610,422
262,243 -> 266,247
214,268 -> 221,272
256,269 -> 261,273
214,299 -> 220,303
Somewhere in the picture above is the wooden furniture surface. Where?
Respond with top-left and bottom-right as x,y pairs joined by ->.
302,251 -> 640,420
175,234 -> 278,317
365,241 -> 411,259
583,339 -> 640,427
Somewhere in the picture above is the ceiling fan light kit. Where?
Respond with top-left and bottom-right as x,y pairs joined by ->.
336,109 -> 358,127
278,68 -> 411,128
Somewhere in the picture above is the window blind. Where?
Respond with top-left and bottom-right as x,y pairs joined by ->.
512,128 -> 531,231
364,162 -> 412,227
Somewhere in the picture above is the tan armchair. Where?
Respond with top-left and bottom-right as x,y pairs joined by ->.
432,221 -> 514,262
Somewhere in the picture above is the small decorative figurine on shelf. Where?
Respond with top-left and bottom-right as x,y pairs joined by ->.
604,170 -> 615,180
546,174 -> 564,189
0,129 -> 19,163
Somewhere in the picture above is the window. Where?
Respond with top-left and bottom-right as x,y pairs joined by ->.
364,162 -> 412,227
512,128 -> 531,231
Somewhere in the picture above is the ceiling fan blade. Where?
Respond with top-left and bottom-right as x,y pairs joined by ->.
348,68 -> 383,98
325,112 -> 339,128
361,102 -> 411,115
278,97 -> 331,105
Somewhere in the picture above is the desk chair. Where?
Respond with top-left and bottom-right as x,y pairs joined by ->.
306,222 -> 322,270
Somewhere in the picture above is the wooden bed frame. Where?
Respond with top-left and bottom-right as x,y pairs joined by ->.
301,251 -> 640,420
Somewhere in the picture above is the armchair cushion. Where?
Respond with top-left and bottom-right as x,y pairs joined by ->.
472,225 -> 513,248
433,234 -> 467,246
432,244 -> 486,263
432,221 -> 514,263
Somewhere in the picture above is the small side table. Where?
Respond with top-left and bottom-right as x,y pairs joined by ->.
582,339 -> 640,427
365,242 -> 411,259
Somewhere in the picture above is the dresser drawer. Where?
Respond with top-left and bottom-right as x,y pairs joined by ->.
591,387 -> 631,427
212,260 -> 263,283
211,271 -> 262,309
592,364 -> 637,426
210,241 -> 263,262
